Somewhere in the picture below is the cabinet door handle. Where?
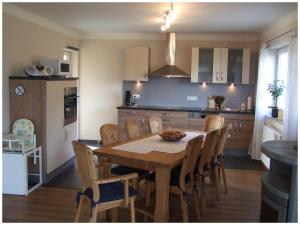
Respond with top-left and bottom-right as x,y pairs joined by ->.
239,122 -> 242,132
216,72 -> 219,81
221,72 -> 223,81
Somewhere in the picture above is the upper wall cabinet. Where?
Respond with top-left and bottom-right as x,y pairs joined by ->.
124,46 -> 149,81
191,47 -> 251,84
191,48 -> 214,83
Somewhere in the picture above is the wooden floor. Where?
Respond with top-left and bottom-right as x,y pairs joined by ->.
3,168 -> 263,222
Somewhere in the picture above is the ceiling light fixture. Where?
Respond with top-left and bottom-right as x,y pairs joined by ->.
161,2 -> 176,32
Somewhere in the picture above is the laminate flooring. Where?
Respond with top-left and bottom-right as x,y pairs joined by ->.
3,169 -> 264,222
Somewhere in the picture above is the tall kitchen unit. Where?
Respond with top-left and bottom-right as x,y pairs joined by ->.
9,77 -> 79,183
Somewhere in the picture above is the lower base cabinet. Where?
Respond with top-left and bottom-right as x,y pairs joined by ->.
117,109 -> 254,150
220,113 -> 254,150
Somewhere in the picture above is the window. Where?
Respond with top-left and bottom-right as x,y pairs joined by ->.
276,48 -> 288,109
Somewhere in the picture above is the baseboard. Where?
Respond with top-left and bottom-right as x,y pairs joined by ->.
78,139 -> 102,146
43,157 -> 75,183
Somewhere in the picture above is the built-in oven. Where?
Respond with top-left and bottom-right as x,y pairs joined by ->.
64,87 -> 78,126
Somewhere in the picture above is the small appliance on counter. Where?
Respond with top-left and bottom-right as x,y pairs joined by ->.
124,90 -> 136,106
24,65 -> 54,76
40,59 -> 72,76
207,96 -> 215,109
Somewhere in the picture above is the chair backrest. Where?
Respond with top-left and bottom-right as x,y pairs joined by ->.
197,129 -> 219,175
100,124 -> 121,146
203,115 -> 224,132
148,116 -> 163,134
125,119 -> 141,139
72,141 -> 99,200
214,126 -> 230,158
179,135 -> 204,190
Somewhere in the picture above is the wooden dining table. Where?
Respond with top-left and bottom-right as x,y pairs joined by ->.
93,132 -> 203,222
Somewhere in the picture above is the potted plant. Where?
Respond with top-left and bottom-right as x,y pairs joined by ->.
267,80 -> 285,118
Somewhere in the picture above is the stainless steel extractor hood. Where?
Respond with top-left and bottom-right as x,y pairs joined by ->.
149,33 -> 190,78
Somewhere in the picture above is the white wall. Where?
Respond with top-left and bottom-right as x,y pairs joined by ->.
79,39 -> 165,140
2,13 -> 79,134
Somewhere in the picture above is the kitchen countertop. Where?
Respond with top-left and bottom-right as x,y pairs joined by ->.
117,105 -> 255,114
9,76 -> 78,81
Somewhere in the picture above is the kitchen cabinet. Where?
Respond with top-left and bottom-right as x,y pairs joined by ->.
124,46 -> 149,81
191,47 -> 251,84
191,48 -> 214,83
9,77 -> 78,183
118,109 -> 147,140
118,108 -> 254,150
220,113 -> 254,150
118,109 -> 189,140
213,48 -> 228,83
227,48 -> 251,84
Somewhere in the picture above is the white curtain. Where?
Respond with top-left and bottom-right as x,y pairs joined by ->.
283,37 -> 298,140
249,47 -> 276,160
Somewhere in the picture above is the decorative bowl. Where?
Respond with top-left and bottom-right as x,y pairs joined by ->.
159,130 -> 186,142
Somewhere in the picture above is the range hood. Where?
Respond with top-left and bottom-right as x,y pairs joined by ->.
149,33 -> 190,78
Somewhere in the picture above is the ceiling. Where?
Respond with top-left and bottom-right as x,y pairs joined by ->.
11,2 -> 297,35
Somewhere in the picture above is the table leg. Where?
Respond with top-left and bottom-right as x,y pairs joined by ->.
97,156 -> 111,178
154,166 -> 171,222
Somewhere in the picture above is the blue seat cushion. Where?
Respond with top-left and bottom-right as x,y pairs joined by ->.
76,181 -> 137,206
111,165 -> 149,177
145,166 -> 190,187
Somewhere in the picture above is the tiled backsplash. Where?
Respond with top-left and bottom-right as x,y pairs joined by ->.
123,77 -> 256,109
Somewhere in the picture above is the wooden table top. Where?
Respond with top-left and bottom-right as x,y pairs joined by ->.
93,134 -> 187,170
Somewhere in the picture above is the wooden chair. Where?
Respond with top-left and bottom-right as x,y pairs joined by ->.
125,119 -> 142,140
213,126 -> 230,199
194,129 -> 220,215
99,124 -> 149,185
144,135 -> 204,222
148,116 -> 163,134
72,141 -> 137,222
100,124 -> 121,146
203,115 -> 224,132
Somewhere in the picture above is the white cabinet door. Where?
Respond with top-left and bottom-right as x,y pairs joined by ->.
220,48 -> 228,83
124,46 -> 149,81
191,47 -> 199,83
242,48 -> 251,84
212,48 -> 221,83
46,80 -> 77,173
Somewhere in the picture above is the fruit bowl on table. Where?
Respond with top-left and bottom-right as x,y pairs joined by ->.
159,130 -> 186,142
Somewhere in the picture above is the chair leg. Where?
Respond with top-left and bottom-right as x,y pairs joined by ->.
144,182 -> 152,222
180,193 -> 189,222
193,187 -> 201,221
221,162 -> 228,193
209,175 -> 217,206
218,166 -> 221,184
110,208 -> 118,222
132,178 -> 138,192
213,167 -> 221,201
199,176 -> 207,216
90,206 -> 98,222
130,198 -> 136,223
75,197 -> 84,222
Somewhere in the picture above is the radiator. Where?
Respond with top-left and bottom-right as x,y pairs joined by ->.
261,125 -> 283,168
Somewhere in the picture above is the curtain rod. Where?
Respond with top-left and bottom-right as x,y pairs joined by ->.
266,29 -> 296,44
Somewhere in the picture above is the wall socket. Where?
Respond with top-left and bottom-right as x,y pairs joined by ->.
187,96 -> 198,101
133,94 -> 140,99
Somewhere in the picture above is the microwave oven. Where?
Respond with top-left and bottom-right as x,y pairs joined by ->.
40,59 -> 72,76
